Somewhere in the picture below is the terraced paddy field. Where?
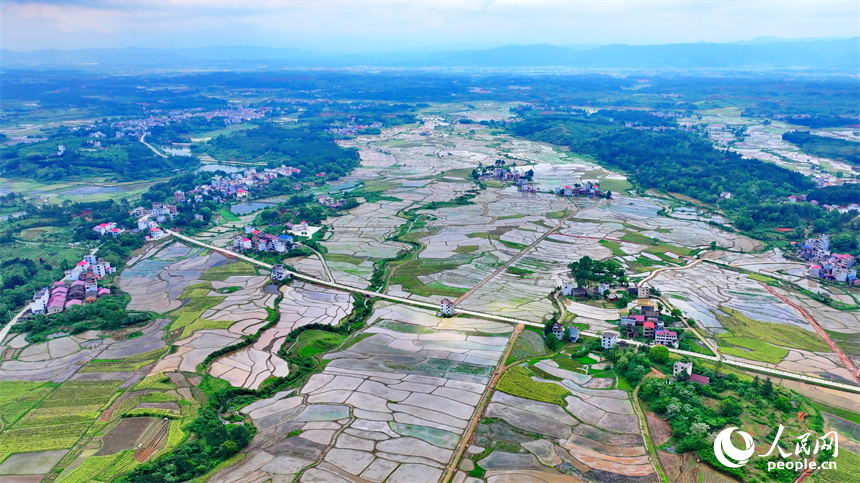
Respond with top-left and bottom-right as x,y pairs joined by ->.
209,304 -> 512,483
329,116 -> 761,326
460,357 -> 656,483
209,281 -> 353,389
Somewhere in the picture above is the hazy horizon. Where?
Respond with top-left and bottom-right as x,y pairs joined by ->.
2,0 -> 858,54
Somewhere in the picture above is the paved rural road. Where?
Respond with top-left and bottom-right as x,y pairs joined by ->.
140,133 -> 168,158
0,306 -> 29,345
302,244 -> 335,282
164,229 -> 860,394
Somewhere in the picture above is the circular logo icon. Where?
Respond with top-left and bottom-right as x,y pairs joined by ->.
713,426 -> 755,468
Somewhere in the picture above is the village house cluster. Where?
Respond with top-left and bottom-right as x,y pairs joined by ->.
108,106 -> 270,138
193,165 -> 300,201
92,222 -> 124,237
317,195 -> 344,209
549,322 -> 580,343
234,225 -> 296,253
562,283 -> 648,302
30,255 -> 113,315
618,300 -> 679,348
474,163 -> 537,193
798,234 -> 859,284
553,181 -> 604,198
327,119 -> 383,136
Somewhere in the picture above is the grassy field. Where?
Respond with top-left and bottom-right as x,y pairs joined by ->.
290,330 -> 347,358
390,255 -> 471,298
199,261 -> 257,281
217,208 -> 240,222
453,245 -> 480,254
169,294 -> 228,338
599,239 -> 626,257
599,178 -> 633,192
496,365 -> 570,406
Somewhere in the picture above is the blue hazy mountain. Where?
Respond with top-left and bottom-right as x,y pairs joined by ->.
2,38 -> 857,71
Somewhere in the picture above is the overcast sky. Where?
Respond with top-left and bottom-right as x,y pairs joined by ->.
2,1 -> 858,53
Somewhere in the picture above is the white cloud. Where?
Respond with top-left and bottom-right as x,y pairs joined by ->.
2,0 -> 857,51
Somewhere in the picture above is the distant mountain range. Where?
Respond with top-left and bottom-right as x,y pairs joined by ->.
2,38 -> 857,71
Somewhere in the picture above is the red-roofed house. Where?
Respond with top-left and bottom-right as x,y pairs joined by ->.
689,374 -> 710,385
643,321 -> 655,338
654,330 -> 678,347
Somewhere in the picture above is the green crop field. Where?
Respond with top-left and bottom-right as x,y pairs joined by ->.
0,379 -> 121,459
507,329 -> 550,364
545,210 -> 569,219
825,329 -> 860,356
599,239 -> 626,257
453,245 -> 480,254
376,321 -> 434,334
498,239 -> 529,250
57,451 -> 136,483
598,178 -> 633,192
199,261 -> 256,281
390,255 -> 471,297
134,375 -> 175,391
747,273 -> 778,283
715,306 -> 829,353
811,450 -> 860,483
620,232 -> 654,245
496,365 -> 570,406
179,282 -> 213,299
717,337 -> 789,364
0,381 -> 56,429
169,295 -> 226,337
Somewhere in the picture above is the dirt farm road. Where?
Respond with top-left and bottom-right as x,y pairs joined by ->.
163,229 -> 860,395
763,283 -> 860,385
441,323 -> 525,482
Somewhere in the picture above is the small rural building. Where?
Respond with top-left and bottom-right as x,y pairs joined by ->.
551,322 -> 564,341
654,330 -> 678,347
561,283 -> 575,296
673,361 -> 693,378
601,331 -> 619,350
643,321 -> 655,338
568,326 -> 580,342
440,299 -> 456,316
271,265 -> 289,281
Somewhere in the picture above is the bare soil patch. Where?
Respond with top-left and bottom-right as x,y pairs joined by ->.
96,417 -> 157,455
646,412 -> 672,446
